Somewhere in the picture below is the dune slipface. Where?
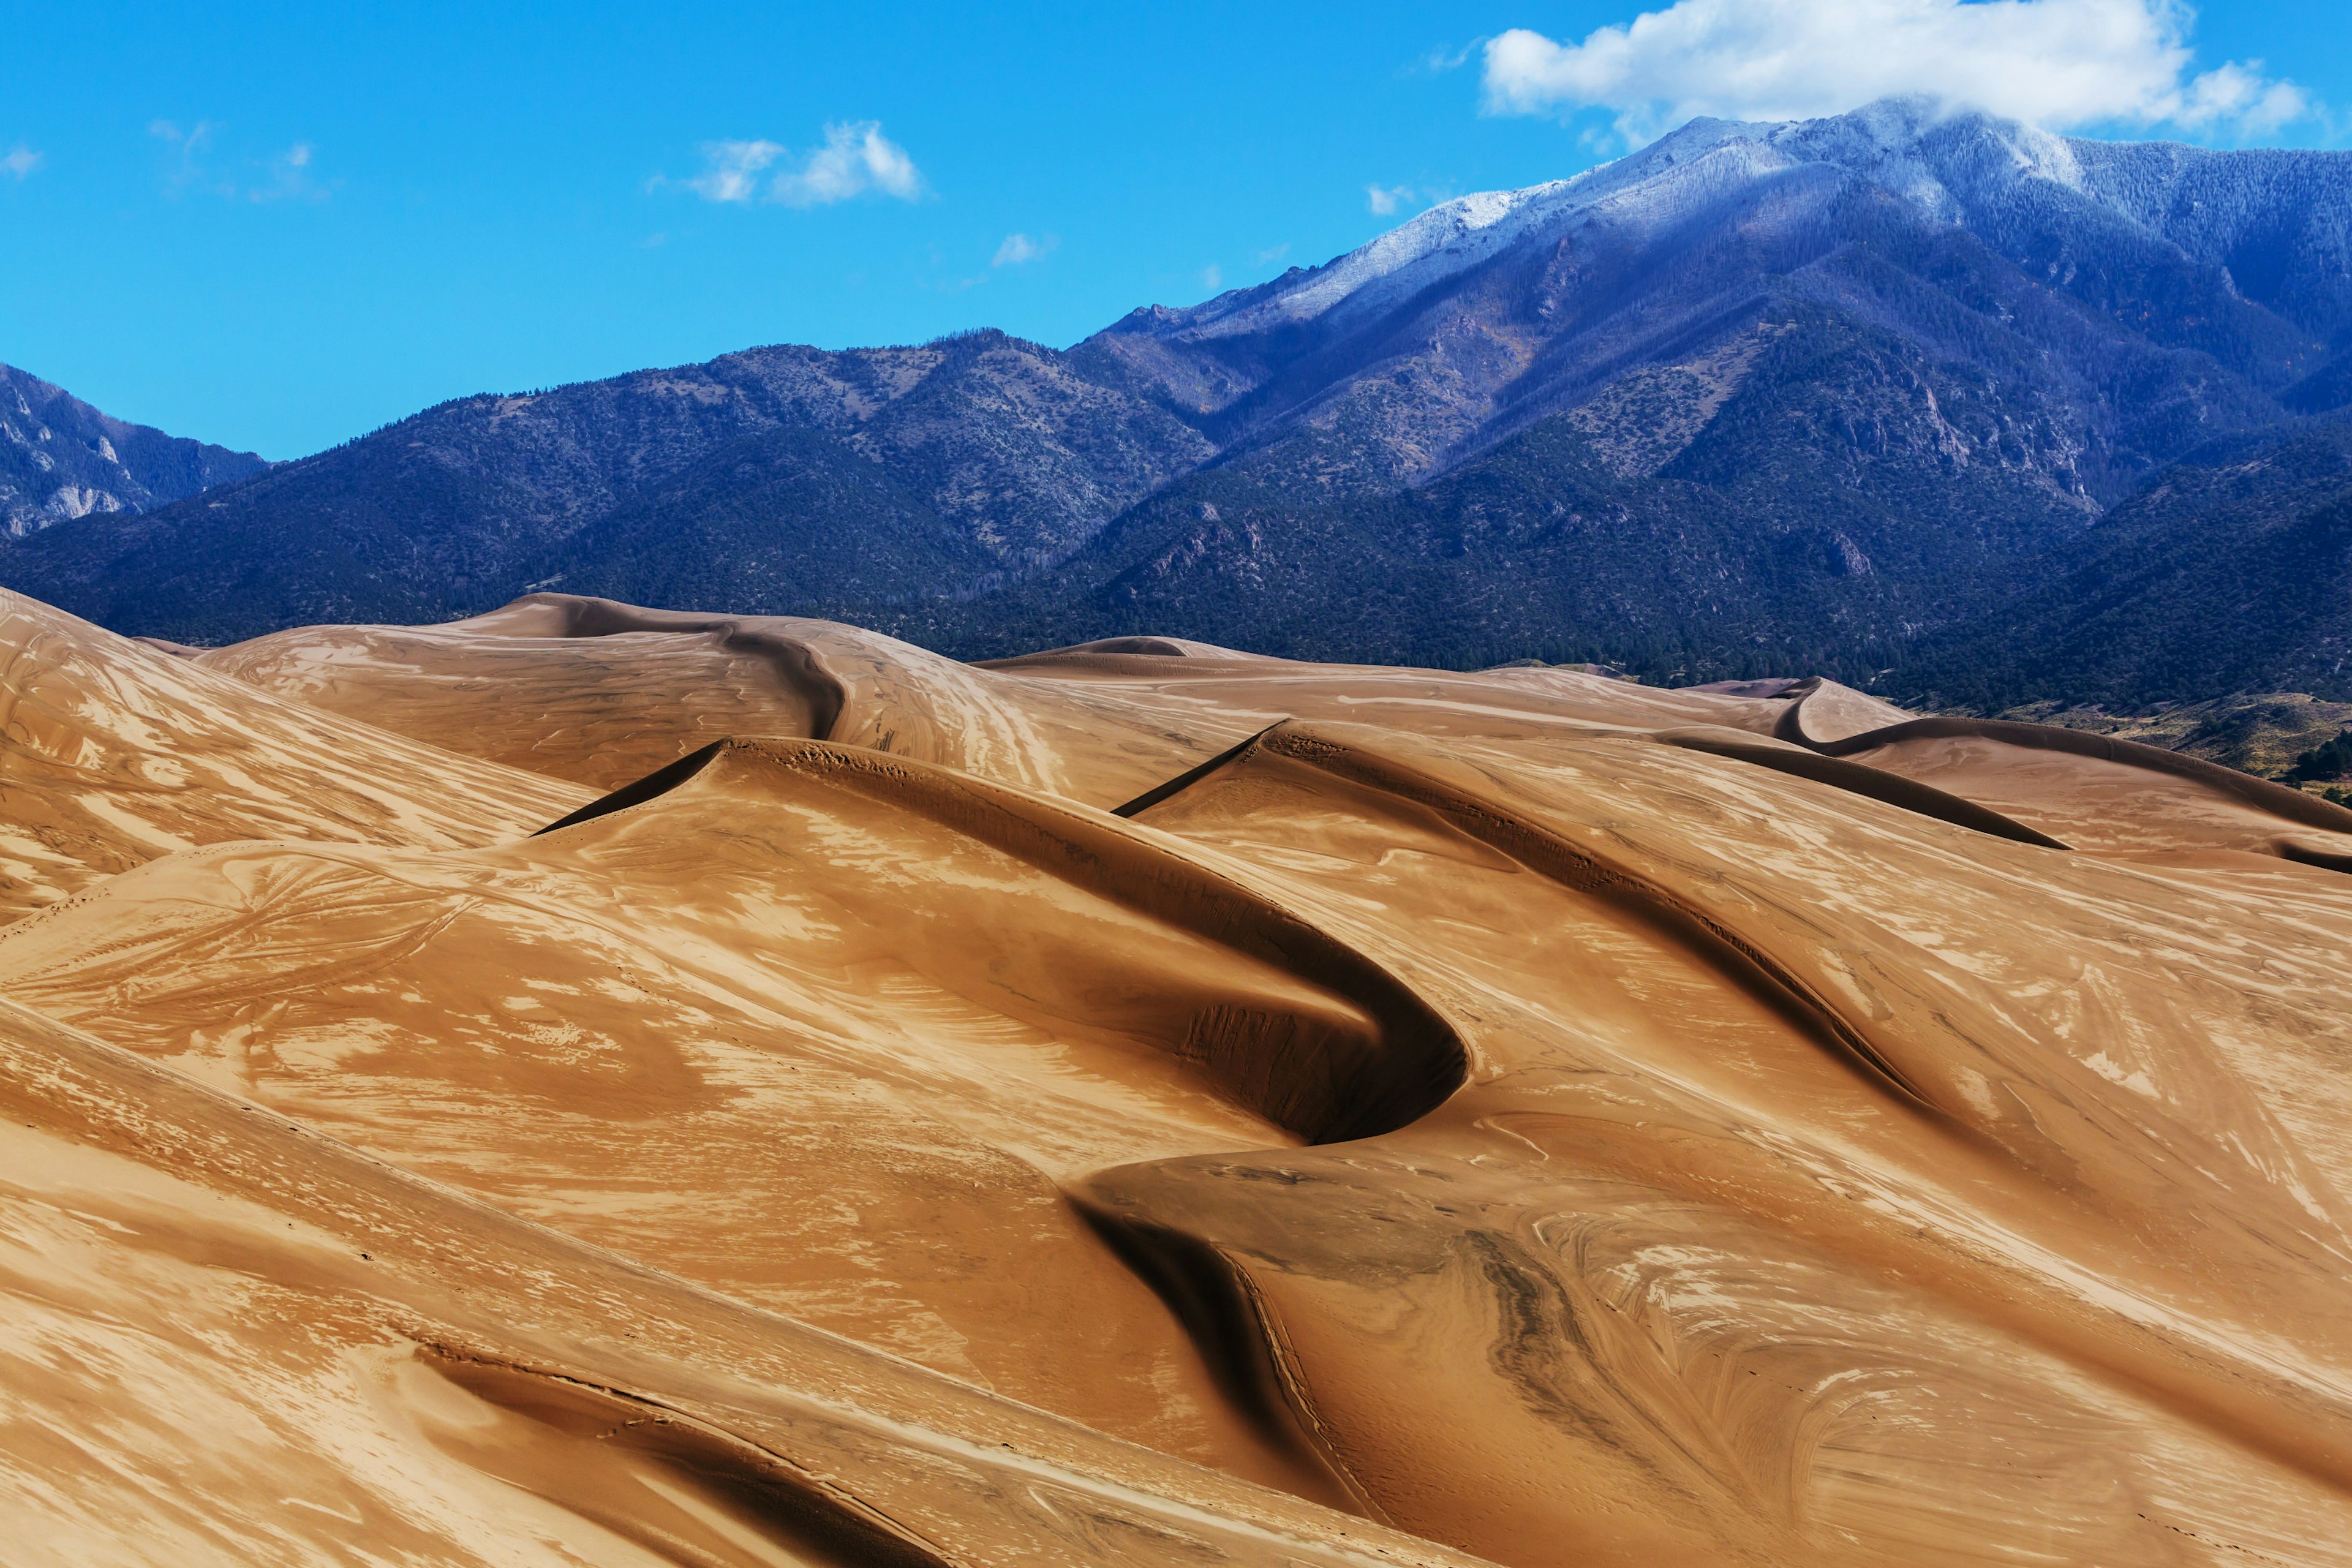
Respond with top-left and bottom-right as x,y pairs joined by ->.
3,594 -> 2351,1568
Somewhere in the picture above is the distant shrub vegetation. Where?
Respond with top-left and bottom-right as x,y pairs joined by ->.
2286,728 -> 2352,782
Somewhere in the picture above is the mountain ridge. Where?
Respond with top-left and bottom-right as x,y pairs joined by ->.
6,97 -> 2350,725
0,364 -> 267,538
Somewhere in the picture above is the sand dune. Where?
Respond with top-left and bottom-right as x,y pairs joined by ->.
204,595 -> 1257,805
4,590 -> 2351,1566
0,590 -> 584,919
1775,678 -> 2352,860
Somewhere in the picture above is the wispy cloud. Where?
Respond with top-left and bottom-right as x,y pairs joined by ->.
992,232 -> 1058,266
668,122 -> 925,208
2,145 -> 41,181
1256,242 -> 1292,266
683,138 -> 783,202
1366,184 -> 1415,216
1419,40 -> 1484,73
1200,263 -> 1223,292
150,118 -> 228,197
1483,0 -> 2312,145
148,120 -> 329,202
249,142 -> 329,203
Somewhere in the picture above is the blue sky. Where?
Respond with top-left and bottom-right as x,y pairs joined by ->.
3,0 -> 2342,459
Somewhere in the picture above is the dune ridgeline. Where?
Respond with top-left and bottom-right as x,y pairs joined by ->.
0,586 -> 2350,1567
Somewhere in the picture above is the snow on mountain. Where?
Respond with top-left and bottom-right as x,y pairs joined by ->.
1150,96 -> 2352,348
1166,116 -> 1779,341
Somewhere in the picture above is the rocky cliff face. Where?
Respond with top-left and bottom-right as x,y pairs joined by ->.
0,365 -> 265,538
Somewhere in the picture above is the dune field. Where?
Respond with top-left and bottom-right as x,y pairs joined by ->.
2,587 -> 2351,1567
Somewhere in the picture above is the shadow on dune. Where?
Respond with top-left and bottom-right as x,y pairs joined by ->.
1649,726 -> 2070,849
1774,680 -> 2352,842
486,592 -> 851,741
1059,1204 -> 1384,1520
406,1347 -> 954,1568
532,736 -> 1470,1146
1121,720 -> 1945,1116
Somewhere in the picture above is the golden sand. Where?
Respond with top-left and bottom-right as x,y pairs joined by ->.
4,589 -> 2350,1566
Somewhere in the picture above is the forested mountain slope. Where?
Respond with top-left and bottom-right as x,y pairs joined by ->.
7,97 -> 2350,709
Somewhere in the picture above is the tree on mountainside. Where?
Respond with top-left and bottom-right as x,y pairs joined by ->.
2286,728 -> 2352,782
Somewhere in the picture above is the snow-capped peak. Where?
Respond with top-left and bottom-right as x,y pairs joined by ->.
1167,183 -> 1578,341
1143,98 -> 2121,344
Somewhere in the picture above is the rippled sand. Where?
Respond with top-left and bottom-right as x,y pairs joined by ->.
5,589 -> 2351,1567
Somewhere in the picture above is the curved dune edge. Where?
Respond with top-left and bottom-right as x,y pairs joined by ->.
1175,724 -> 2352,1256
1067,1195 -> 1389,1521
1777,686 -> 2352,840
1648,726 -> 2070,849
1088,722 -> 2352,1552
534,736 -> 1471,1144
2280,837 -> 2352,874
1131,720 -> 1944,1115
531,737 -> 731,835
976,635 -> 1281,672
404,1346 -> 957,1568
474,592 -> 852,740
0,993 -> 1491,1568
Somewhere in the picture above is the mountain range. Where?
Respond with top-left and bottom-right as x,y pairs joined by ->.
0,364 -> 265,538
6,95 -> 2351,717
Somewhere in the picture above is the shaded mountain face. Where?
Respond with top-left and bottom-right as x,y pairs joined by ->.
0,332 -> 1212,636
1886,419 -> 2352,712
1075,96 -> 2343,499
7,97 -> 2351,690
0,364 -> 266,538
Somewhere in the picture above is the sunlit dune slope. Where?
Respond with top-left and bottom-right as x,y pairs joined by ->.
6,589 -> 2352,1567
0,590 -> 586,919
1779,683 -> 2352,864
0,995 -> 1482,1568
199,595 -> 1258,805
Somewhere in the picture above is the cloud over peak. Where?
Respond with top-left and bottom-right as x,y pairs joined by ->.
676,122 -> 925,208
1483,0 -> 2310,144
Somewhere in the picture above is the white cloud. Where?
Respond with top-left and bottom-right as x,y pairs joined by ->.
1366,184 -> 1414,216
1483,0 -> 2311,144
1200,263 -> 1223,292
774,121 -> 924,206
993,232 -> 1058,266
684,138 -> 784,202
2,145 -> 40,180
673,122 -> 925,208
1256,242 -> 1292,265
